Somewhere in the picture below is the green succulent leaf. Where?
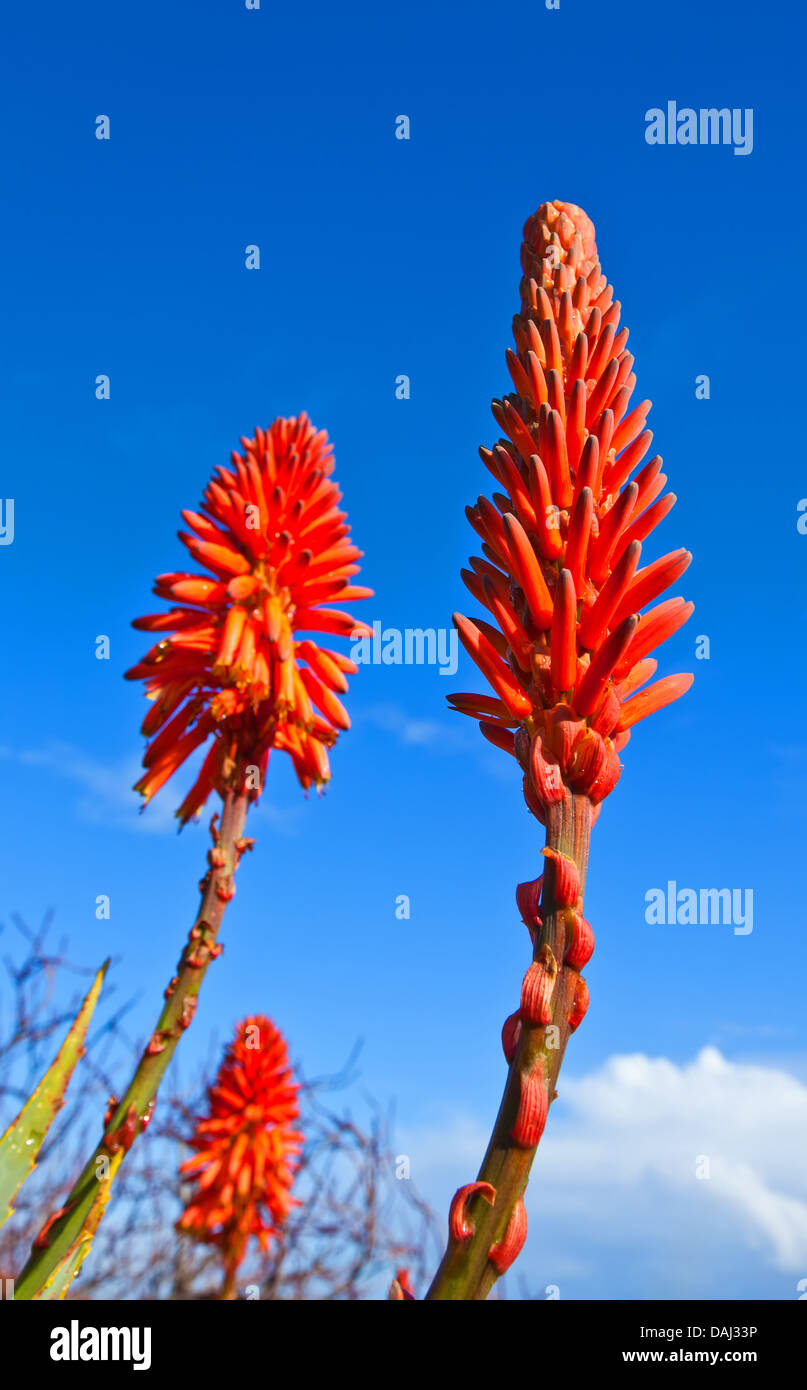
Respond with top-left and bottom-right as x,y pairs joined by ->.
0,961 -> 108,1229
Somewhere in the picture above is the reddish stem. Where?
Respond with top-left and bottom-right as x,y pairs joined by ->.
426,791 -> 592,1300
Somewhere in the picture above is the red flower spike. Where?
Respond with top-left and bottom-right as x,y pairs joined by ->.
568,976 -> 590,1033
450,202 -> 693,821
449,1181 -> 497,1242
511,1066 -> 549,1148
541,847 -> 581,907
177,1015 -> 302,1280
126,417 -> 372,821
488,1199 -> 528,1275
564,911 -> 595,970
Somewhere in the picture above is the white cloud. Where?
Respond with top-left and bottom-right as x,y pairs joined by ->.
404,1048 -> 807,1293
545,1047 -> 807,1272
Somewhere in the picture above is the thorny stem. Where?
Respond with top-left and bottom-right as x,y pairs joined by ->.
14,785 -> 251,1300
426,791 -> 592,1301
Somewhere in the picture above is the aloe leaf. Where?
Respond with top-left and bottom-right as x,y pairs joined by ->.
0,961 -> 108,1228
32,1149 -> 123,1300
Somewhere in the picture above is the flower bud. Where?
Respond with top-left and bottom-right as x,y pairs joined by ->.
449,1181 -> 497,1241
511,1066 -> 549,1148
519,948 -> 558,1026
564,910 -> 595,970
541,847 -> 581,907
568,976 -> 590,1033
488,1199 -> 528,1274
501,1010 -> 522,1062
530,734 -> 564,804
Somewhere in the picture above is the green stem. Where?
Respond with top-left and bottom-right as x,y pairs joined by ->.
426,790 -> 592,1300
14,786 -> 251,1300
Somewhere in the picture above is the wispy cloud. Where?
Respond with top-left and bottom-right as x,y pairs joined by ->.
357,703 -> 471,749
0,742 -> 302,836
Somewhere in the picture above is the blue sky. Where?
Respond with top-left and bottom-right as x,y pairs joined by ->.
1,0 -> 806,1298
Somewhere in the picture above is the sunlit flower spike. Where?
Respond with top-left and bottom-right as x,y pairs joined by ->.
427,202 -> 694,1302
126,414 -> 372,823
448,201 -> 693,813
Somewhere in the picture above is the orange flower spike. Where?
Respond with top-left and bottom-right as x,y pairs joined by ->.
431,202 -> 695,1301
125,415 -> 371,822
177,1015 -> 302,1293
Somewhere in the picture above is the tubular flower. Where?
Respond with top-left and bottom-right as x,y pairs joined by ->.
125,415 -> 373,823
177,1015 -> 303,1285
448,202 -> 693,819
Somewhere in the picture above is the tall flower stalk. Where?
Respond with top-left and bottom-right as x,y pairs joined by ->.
15,415 -> 370,1297
426,202 -> 693,1300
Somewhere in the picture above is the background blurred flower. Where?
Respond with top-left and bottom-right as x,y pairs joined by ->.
177,1014 -> 303,1298
126,414 -> 372,823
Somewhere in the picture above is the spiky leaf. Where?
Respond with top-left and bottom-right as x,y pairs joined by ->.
0,961 -> 108,1228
